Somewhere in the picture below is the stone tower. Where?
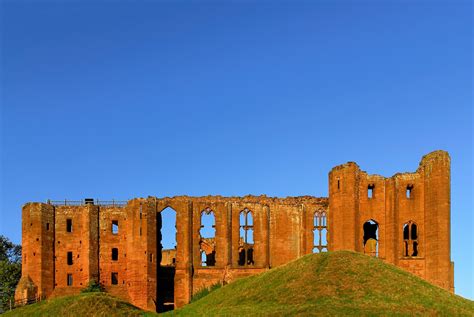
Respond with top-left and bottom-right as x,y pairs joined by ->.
328,150 -> 454,291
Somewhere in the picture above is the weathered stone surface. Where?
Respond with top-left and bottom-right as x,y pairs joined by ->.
15,151 -> 453,311
329,150 -> 453,292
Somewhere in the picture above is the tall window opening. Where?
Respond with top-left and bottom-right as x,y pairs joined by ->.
363,220 -> 379,257
403,221 -> 419,257
238,208 -> 254,266
313,210 -> 328,253
66,219 -> 72,232
111,272 -> 118,285
368,184 -> 375,199
112,220 -> 119,234
112,248 -> 118,261
406,185 -> 413,199
67,274 -> 73,286
157,207 -> 177,313
67,251 -> 73,265
199,208 -> 216,267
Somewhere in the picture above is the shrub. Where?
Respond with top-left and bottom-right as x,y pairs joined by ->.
81,280 -> 104,293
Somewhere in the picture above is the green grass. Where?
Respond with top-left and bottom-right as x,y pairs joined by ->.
3,292 -> 157,317
5,252 -> 474,316
168,251 -> 474,316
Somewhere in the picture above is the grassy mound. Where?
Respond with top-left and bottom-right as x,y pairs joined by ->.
3,292 -> 156,317
171,251 -> 474,316
4,252 -> 473,316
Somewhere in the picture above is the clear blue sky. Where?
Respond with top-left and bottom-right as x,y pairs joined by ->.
1,0 -> 472,299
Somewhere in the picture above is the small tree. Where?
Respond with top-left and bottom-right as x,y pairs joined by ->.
0,235 -> 22,312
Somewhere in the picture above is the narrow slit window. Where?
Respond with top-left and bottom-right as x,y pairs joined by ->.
46,223 -> 50,231
112,248 -> 118,261
368,184 -> 375,199
337,179 -> 340,190
66,219 -> 72,232
67,252 -> 73,265
67,274 -> 73,286
112,220 -> 119,234
111,272 -> 118,285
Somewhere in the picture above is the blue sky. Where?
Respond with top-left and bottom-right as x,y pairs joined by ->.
1,1 -> 472,299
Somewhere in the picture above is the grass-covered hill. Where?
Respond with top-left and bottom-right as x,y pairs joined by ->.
3,292 -> 156,317
4,251 -> 474,316
171,251 -> 474,316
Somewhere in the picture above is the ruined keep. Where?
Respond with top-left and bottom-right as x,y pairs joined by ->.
15,151 -> 454,311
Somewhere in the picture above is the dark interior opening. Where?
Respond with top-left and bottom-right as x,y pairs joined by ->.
112,248 -> 118,261
363,220 -> 378,244
363,220 -> 378,257
66,219 -> 72,232
156,208 -> 176,313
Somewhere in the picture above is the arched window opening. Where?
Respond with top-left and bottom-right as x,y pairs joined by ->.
363,220 -> 378,257
313,210 -> 328,253
199,208 -> 216,267
157,207 -> 177,313
403,221 -> 419,257
159,207 -> 177,266
238,208 -> 254,266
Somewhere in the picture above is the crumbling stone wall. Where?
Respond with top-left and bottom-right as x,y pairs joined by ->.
328,150 -> 454,292
15,151 -> 454,312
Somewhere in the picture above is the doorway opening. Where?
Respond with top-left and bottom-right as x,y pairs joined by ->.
156,207 -> 177,313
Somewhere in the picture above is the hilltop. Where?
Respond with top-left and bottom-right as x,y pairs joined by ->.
172,251 -> 474,316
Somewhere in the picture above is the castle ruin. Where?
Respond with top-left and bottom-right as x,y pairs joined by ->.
15,150 -> 454,311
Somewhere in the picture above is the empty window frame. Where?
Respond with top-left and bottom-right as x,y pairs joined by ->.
199,208 -> 216,267
363,220 -> 379,257
406,185 -> 414,199
112,248 -> 118,261
111,272 -> 118,285
403,221 -> 419,257
238,208 -> 254,266
67,274 -> 73,286
368,184 -> 375,199
67,252 -> 73,265
313,210 -> 328,253
66,219 -> 72,232
112,220 -> 119,234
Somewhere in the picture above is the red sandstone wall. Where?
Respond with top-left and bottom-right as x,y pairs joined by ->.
15,151 -> 453,312
328,150 -> 453,291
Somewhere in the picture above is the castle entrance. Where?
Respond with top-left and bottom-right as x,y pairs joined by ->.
156,207 -> 177,312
